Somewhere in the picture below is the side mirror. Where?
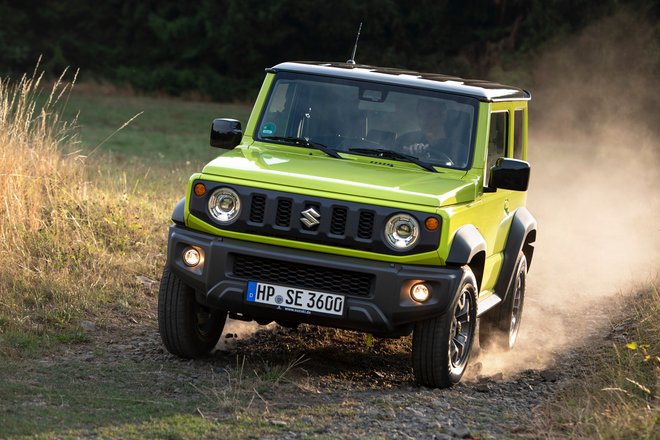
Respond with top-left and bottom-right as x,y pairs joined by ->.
210,118 -> 242,148
489,158 -> 530,191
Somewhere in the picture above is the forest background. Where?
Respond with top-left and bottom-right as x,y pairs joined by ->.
3,0 -> 657,100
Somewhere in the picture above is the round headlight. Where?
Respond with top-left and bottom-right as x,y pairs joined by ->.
208,187 -> 241,224
384,213 -> 420,250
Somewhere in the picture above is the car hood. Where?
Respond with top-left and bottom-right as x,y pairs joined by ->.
201,144 -> 478,208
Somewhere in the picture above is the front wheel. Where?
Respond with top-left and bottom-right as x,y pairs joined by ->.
412,268 -> 478,388
158,267 -> 226,358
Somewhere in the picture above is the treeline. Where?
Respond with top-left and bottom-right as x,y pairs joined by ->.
0,0 -> 655,100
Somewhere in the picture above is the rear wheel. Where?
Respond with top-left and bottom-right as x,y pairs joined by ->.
412,268 -> 478,388
480,252 -> 527,350
158,267 -> 226,358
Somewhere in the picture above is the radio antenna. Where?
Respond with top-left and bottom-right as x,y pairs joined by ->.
346,22 -> 363,65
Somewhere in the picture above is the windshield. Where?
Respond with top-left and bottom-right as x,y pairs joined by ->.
256,72 -> 478,170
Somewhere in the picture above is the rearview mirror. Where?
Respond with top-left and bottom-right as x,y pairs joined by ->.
489,158 -> 530,191
210,118 -> 242,148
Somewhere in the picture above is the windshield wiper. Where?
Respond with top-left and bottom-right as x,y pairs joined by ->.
348,148 -> 438,173
261,136 -> 343,159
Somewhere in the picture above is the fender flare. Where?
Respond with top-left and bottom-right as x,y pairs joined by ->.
494,207 -> 537,302
171,197 -> 186,225
446,224 -> 487,265
446,225 -> 487,289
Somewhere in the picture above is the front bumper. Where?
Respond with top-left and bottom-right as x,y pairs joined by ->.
167,225 -> 464,336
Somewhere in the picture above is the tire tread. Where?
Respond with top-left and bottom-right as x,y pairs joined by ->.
413,268 -> 477,388
158,267 -> 225,358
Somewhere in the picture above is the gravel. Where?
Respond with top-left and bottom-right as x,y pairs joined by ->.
48,316 -> 583,439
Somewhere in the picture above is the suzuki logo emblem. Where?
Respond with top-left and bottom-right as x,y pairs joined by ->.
300,207 -> 321,227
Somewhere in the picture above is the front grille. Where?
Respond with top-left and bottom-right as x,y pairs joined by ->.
357,211 -> 375,239
275,198 -> 292,227
232,254 -> 373,297
188,181 -> 441,255
330,207 -> 348,235
249,194 -> 266,223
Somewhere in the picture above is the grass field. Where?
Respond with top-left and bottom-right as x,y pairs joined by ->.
59,88 -> 252,162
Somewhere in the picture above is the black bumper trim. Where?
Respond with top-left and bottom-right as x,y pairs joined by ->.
167,225 -> 463,336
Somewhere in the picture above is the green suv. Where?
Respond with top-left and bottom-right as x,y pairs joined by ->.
158,61 -> 537,388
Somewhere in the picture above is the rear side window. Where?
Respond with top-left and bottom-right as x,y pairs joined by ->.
487,112 -> 508,173
513,109 -> 524,160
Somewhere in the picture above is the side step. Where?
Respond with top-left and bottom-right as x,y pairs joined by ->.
477,293 -> 502,317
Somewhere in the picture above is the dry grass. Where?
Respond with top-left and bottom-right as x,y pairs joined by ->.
0,66 -> 173,349
535,281 -> 660,439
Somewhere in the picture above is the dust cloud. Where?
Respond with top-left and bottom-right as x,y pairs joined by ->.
216,319 -> 275,351
476,9 -> 660,376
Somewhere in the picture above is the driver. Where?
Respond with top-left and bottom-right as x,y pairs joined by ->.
397,99 -> 454,164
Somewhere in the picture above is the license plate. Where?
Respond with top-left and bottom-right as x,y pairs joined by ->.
246,281 -> 345,316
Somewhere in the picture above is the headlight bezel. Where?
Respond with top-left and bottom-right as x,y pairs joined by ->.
207,187 -> 241,224
384,213 -> 421,251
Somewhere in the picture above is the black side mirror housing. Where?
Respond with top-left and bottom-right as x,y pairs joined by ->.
210,118 -> 242,148
489,158 -> 530,191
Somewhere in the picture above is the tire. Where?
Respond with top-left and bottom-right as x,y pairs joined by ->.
158,267 -> 226,358
412,268 -> 478,388
480,252 -> 527,351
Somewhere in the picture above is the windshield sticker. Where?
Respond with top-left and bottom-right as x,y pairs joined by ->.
261,122 -> 276,136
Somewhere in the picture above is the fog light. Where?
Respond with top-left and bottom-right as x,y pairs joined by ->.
182,247 -> 201,267
411,283 -> 430,303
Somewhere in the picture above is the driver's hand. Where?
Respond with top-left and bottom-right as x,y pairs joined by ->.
402,143 -> 429,156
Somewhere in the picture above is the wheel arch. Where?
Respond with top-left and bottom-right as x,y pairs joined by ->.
171,197 -> 186,225
446,224 -> 487,290
494,207 -> 537,302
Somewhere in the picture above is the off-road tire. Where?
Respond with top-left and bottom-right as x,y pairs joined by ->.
412,268 -> 478,388
480,252 -> 527,351
158,267 -> 226,358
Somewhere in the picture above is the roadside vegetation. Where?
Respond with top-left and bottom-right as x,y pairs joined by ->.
536,281 -> 659,439
0,67 -> 250,356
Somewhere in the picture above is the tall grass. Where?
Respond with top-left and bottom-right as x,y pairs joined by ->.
0,67 -> 172,346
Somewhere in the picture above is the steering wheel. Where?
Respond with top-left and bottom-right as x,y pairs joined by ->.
403,142 -> 455,167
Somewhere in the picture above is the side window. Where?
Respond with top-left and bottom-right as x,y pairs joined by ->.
486,112 -> 508,176
260,81 -> 295,137
513,109 -> 524,160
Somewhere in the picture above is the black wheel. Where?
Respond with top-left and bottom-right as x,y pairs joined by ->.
158,267 -> 226,358
480,252 -> 527,350
412,268 -> 478,388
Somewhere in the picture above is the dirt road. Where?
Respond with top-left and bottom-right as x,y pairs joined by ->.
33,299 -> 616,440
